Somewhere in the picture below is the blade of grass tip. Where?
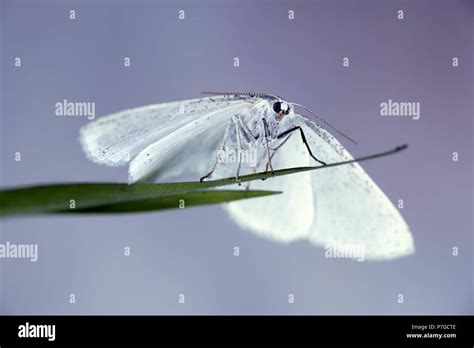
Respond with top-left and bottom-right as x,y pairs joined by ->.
203,144 -> 408,186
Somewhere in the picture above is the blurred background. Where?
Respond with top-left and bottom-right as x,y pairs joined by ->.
0,0 -> 472,314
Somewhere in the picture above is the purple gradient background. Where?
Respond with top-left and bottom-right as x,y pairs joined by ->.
0,0 -> 472,314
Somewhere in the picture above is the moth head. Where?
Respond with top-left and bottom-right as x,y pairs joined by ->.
272,100 -> 291,120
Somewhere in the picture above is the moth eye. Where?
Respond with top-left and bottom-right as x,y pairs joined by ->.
273,102 -> 282,113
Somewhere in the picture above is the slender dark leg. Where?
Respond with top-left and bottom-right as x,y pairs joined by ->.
265,133 -> 294,171
200,117 -> 244,185
262,119 -> 274,172
237,116 -> 259,140
277,126 -> 327,165
200,156 -> 221,182
234,117 -> 243,185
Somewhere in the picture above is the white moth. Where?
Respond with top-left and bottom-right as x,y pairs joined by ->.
80,92 -> 414,260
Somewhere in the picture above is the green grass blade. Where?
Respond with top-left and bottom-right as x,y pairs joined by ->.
0,183 -> 281,217
60,190 -> 280,214
0,144 -> 406,217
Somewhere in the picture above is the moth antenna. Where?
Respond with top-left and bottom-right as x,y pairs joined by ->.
291,102 -> 358,145
201,91 -> 282,100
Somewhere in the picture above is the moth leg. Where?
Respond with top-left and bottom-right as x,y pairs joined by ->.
236,117 -> 259,187
277,126 -> 327,166
237,117 -> 259,140
265,133 -> 294,171
200,121 -> 232,182
233,115 -> 243,185
199,156 -> 221,182
262,119 -> 274,173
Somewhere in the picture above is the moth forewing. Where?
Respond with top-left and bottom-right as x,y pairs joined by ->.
79,95 -> 260,170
